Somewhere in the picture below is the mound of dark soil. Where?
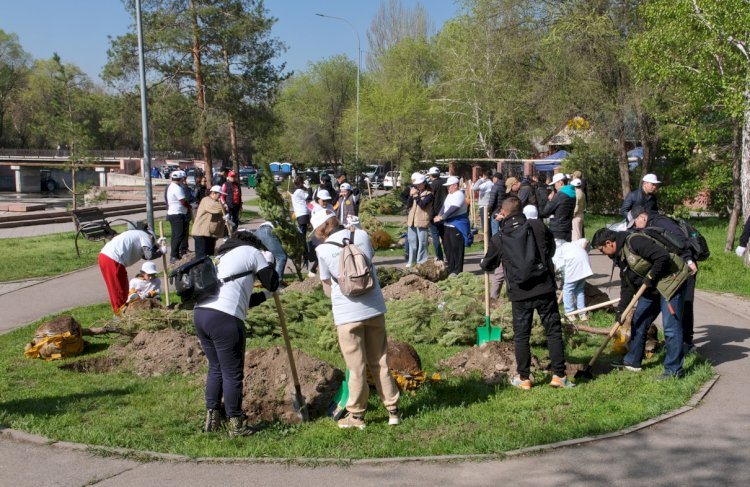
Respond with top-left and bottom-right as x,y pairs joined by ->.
382,274 -> 443,301
439,341 -> 541,385
284,275 -> 321,294
242,346 -> 343,424
113,329 -> 206,377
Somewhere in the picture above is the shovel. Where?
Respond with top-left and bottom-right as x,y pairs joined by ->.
327,368 -> 349,421
477,215 -> 501,345
272,292 -> 309,421
575,283 -> 648,380
158,221 -> 170,307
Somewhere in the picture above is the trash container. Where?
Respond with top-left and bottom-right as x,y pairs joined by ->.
247,173 -> 257,188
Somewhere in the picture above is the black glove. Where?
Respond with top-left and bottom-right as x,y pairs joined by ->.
642,276 -> 654,288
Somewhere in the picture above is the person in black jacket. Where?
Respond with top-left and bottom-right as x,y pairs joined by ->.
539,173 -> 576,243
480,196 -> 575,390
591,227 -> 688,379
486,171 -> 507,236
735,215 -> 750,257
629,206 -> 699,354
427,167 -> 447,261
620,173 -> 660,219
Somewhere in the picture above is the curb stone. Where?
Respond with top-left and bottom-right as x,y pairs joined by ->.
0,374 -> 720,466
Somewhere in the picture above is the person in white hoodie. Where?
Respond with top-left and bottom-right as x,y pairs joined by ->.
553,239 -> 593,321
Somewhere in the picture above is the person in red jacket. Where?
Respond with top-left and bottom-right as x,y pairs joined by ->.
221,171 -> 242,231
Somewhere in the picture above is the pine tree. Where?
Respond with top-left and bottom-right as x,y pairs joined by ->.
256,161 -> 305,279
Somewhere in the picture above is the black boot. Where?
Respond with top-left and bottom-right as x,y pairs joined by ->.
203,409 -> 224,433
227,416 -> 256,437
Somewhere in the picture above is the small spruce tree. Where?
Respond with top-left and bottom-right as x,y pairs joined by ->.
256,161 -> 306,280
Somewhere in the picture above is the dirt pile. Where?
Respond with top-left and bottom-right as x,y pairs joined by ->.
284,275 -> 321,294
387,338 -> 421,374
585,282 -> 616,309
123,298 -> 163,314
382,274 -> 443,301
413,259 -> 447,282
242,346 -> 343,424
439,341 -> 541,385
113,329 -> 206,377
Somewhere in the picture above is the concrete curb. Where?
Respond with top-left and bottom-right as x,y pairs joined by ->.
0,374 -> 720,466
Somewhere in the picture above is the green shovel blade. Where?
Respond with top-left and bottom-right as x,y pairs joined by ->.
477,316 -> 502,345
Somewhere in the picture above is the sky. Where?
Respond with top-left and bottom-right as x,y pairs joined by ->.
0,0 -> 461,82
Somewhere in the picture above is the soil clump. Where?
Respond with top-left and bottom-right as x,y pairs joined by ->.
111,329 -> 206,377
439,341 -> 541,385
283,275 -> 321,294
382,274 -> 443,302
242,346 -> 343,424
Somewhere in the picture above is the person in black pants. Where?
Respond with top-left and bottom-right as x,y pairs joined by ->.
480,196 -> 575,390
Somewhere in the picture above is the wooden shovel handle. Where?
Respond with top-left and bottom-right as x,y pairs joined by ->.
159,221 -> 170,306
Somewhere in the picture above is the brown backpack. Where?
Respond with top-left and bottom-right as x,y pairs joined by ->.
323,230 -> 375,296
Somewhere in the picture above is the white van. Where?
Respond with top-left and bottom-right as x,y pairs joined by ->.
383,171 -> 402,189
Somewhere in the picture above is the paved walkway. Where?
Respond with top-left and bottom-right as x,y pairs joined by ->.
1,229 -> 749,485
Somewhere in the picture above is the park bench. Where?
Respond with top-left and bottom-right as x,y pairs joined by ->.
70,207 -> 133,257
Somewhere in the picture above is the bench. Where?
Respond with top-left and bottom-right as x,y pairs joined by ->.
70,208 -> 133,257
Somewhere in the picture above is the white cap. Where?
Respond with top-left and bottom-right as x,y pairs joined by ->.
642,173 -> 661,184
171,170 -> 186,179
411,172 -> 426,184
209,185 -> 226,195
551,173 -> 567,185
523,205 -> 538,219
340,182 -> 352,191
428,166 -> 441,175
311,209 -> 336,230
443,176 -> 459,186
316,189 -> 332,200
570,178 -> 582,187
141,261 -> 158,275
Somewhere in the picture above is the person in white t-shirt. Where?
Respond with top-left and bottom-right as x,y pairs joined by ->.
193,230 -> 279,437
291,176 -> 311,235
309,188 -> 334,214
313,210 -> 400,430
553,239 -> 594,321
99,227 -> 166,314
127,261 -> 162,302
472,169 -> 494,232
433,176 -> 469,276
166,170 -> 191,262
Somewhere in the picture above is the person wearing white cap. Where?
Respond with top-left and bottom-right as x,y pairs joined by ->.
427,166 -> 448,260
539,172 -> 577,243
313,211 -> 400,429
334,181 -> 358,225
620,173 -> 660,220
434,175 -> 471,276
99,227 -> 166,314
128,261 -> 162,302
310,188 -> 334,214
406,172 -> 434,266
570,177 -> 586,241
166,169 -> 191,262
191,185 -> 229,258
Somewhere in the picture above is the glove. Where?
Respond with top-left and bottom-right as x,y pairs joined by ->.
735,246 -> 746,257
223,213 -> 231,222
261,251 -> 275,266
157,237 -> 167,246
159,245 -> 168,255
642,276 -> 654,288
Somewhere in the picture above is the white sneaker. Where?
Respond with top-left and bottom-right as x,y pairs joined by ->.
405,263 -> 413,268
308,271 -> 316,278
388,409 -> 401,426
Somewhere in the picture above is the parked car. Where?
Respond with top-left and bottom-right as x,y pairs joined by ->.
383,170 -> 402,189
238,166 -> 256,184
185,167 -> 204,187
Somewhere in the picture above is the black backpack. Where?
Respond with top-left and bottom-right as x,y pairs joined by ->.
169,256 -> 253,302
677,219 -> 710,261
500,221 -> 549,289
639,227 -> 689,256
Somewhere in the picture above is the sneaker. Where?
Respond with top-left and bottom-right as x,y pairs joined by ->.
655,372 -> 684,382
388,408 -> 401,426
308,271 -> 316,278
227,416 -> 257,437
549,374 -> 576,388
405,263 -> 413,268
578,312 -> 589,323
337,413 -> 366,430
611,359 -> 642,372
683,342 -> 697,355
510,375 -> 532,390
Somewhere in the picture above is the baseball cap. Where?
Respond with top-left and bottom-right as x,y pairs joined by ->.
570,178 -> 582,187
340,182 -> 352,191
427,166 -> 441,176
551,173 -> 567,185
626,205 -> 649,228
522,205 -> 538,219
209,185 -> 226,195
642,173 -> 661,184
227,170 -> 237,178
443,176 -> 459,186
141,261 -> 158,275
316,189 -> 332,200
411,172 -> 426,184
505,177 -> 518,191
171,170 -> 185,179
311,209 -> 336,230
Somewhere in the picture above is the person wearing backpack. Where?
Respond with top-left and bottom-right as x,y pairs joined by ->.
480,196 -> 576,390
313,210 -> 401,430
591,227 -> 691,380
629,206 -> 700,354
193,230 -> 279,437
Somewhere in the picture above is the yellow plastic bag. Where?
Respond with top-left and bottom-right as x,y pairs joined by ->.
24,331 -> 85,361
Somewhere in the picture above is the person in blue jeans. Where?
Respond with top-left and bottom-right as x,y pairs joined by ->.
253,220 -> 287,280
591,228 -> 690,379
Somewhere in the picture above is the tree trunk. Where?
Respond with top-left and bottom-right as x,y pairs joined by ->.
635,97 -> 655,175
222,46 -> 239,173
190,0 -> 212,175
742,92 -> 750,219
617,116 -> 631,198
726,119 -> 742,251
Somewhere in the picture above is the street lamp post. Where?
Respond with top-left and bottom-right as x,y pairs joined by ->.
315,13 -> 360,164
135,0 -> 154,230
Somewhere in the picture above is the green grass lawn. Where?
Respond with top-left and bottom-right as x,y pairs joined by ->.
0,301 -> 714,459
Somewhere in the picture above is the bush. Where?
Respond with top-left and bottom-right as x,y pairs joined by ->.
562,139 -> 622,214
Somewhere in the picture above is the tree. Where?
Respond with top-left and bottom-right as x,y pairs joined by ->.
629,0 -> 750,249
0,29 -> 31,144
274,56 -> 357,165
366,0 -> 433,72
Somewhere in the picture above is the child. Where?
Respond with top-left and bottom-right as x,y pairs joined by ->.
127,261 -> 162,302
552,239 -> 593,321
